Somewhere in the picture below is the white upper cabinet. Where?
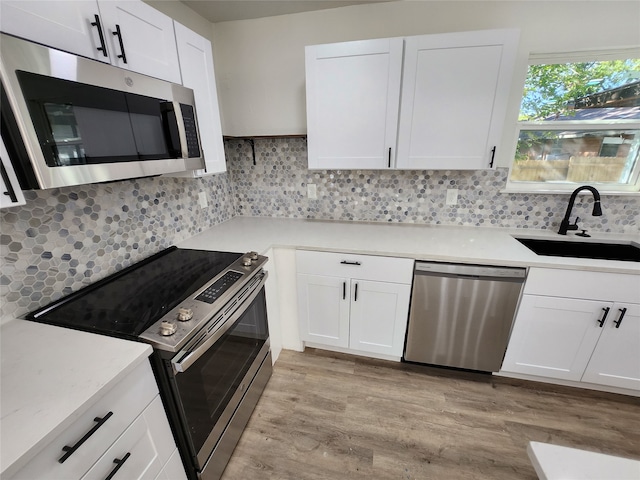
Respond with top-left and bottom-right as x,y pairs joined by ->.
0,1 -> 109,63
396,29 -> 519,170
305,29 -> 519,170
172,22 -> 226,175
0,0 -> 181,84
96,1 -> 181,84
305,38 -> 403,170
1,137 -> 25,209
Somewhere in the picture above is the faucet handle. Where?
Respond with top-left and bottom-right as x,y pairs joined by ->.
565,216 -> 580,231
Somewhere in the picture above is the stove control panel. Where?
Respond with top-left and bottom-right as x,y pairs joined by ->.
141,251 -> 268,349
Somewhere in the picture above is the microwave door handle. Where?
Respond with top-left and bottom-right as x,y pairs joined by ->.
171,272 -> 268,374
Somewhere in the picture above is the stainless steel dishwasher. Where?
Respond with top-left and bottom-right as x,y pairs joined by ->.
404,262 -> 526,372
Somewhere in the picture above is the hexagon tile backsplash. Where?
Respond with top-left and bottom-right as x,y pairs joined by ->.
1,174 -> 234,320
226,137 -> 639,231
2,136 -> 639,321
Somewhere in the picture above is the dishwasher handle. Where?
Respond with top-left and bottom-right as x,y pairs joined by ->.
414,262 -> 526,281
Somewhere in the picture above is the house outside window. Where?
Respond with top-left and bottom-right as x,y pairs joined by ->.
507,50 -> 640,193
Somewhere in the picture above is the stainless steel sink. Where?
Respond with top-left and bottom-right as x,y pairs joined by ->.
515,238 -> 640,262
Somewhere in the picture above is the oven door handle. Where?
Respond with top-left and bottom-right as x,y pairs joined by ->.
171,271 -> 268,374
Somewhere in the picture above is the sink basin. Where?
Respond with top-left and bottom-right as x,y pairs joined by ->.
515,238 -> 640,262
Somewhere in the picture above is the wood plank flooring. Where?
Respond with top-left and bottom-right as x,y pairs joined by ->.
222,348 -> 640,479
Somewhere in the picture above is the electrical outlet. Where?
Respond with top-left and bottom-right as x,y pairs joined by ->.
446,188 -> 458,206
307,183 -> 317,199
198,191 -> 208,208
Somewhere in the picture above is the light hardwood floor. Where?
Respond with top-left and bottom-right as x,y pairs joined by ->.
222,348 -> 640,479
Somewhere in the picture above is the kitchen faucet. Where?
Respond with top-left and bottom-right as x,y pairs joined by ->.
558,185 -> 602,235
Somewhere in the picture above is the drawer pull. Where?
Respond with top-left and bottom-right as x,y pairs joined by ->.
105,452 -> 131,480
354,283 -> 358,302
59,411 -> 113,463
597,307 -> 610,327
613,308 -> 627,329
340,261 -> 361,266
343,281 -> 346,300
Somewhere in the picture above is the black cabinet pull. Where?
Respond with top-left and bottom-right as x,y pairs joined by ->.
0,162 -> 18,203
105,452 -> 131,480
388,147 -> 392,168
597,307 -> 610,327
613,308 -> 627,328
354,283 -> 358,302
59,411 -> 113,463
91,14 -> 108,57
113,25 -> 127,64
489,146 -> 496,168
342,281 -> 346,300
340,261 -> 361,266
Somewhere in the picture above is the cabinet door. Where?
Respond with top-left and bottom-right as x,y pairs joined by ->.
1,137 -> 26,209
173,22 -> 226,175
305,38 -> 403,170
98,0 -> 181,84
0,1 -> 109,62
582,303 -> 640,391
81,397 -> 177,480
297,274 -> 350,348
349,279 -> 411,357
501,295 -> 608,381
396,29 -> 518,170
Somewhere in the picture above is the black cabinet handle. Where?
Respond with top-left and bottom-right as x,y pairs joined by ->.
597,307 -> 610,327
388,147 -> 392,168
613,308 -> 627,328
342,281 -> 346,300
354,283 -> 358,302
91,14 -> 108,57
0,162 -> 18,203
340,261 -> 361,266
59,411 -> 113,463
105,452 -> 131,480
113,25 -> 127,64
489,146 -> 496,168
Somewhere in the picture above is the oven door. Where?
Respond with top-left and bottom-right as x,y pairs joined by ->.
169,272 -> 270,475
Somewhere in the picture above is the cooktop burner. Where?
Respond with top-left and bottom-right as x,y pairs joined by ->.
26,247 -> 243,340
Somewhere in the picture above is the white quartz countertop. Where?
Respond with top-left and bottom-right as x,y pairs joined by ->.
179,217 -> 640,275
528,441 -> 640,479
0,319 -> 152,478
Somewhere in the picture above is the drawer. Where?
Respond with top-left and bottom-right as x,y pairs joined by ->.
153,450 -> 187,480
81,396 -> 176,480
9,361 -> 158,480
525,268 -> 640,303
296,250 -> 414,284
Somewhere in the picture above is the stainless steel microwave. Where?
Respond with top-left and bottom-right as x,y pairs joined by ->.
0,33 -> 204,190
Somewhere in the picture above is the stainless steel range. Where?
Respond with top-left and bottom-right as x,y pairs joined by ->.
26,246 -> 272,480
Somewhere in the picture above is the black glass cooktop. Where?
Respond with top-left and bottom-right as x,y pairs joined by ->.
26,247 -> 242,340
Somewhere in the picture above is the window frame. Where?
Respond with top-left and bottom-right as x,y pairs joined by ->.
505,47 -> 640,194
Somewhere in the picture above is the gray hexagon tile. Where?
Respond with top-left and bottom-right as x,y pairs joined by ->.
1,174 -> 234,320
2,136 -> 639,322
225,137 -> 639,232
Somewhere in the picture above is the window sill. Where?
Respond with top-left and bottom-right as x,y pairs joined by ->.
500,187 -> 640,196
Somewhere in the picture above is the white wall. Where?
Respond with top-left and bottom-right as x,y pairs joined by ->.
212,0 -> 640,166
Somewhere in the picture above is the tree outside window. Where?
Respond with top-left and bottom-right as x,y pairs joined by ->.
509,55 -> 640,192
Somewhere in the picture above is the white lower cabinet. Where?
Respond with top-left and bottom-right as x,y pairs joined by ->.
501,268 -> 640,392
581,303 -> 640,390
296,250 -> 413,358
8,361 -> 186,480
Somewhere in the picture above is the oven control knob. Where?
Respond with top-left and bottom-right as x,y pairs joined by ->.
159,321 -> 177,336
242,256 -> 253,267
248,251 -> 259,260
177,307 -> 193,322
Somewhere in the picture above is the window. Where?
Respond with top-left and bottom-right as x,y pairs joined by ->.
507,50 -> 640,193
